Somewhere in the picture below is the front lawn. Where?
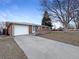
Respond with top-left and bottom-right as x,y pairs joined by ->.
0,36 -> 28,59
39,31 -> 79,46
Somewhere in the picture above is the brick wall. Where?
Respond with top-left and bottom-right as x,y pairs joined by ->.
29,25 -> 32,34
8,25 -> 12,36
36,26 -> 50,35
6,23 -> 13,36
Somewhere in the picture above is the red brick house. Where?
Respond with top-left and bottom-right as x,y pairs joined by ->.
3,22 -> 50,36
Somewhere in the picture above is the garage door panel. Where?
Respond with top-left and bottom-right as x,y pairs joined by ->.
13,25 -> 29,36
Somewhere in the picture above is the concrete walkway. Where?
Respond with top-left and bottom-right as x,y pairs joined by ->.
14,35 -> 79,59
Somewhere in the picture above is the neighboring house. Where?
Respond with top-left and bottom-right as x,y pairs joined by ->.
0,22 -> 5,35
0,26 -> 3,35
3,22 -> 50,36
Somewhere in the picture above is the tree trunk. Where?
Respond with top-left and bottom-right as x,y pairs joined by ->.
75,22 -> 79,29
63,24 -> 68,32
75,23 -> 78,29
78,22 -> 79,29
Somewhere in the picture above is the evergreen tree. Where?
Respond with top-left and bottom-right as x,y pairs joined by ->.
42,11 -> 52,29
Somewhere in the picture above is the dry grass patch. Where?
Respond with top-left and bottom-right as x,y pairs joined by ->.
0,37 -> 28,59
39,31 -> 79,46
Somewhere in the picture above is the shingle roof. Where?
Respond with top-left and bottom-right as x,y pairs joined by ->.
5,21 -> 48,27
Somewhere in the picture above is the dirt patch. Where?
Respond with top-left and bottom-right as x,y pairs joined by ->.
0,36 -> 28,59
39,31 -> 79,46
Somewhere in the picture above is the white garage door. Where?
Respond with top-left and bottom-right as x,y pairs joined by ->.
13,25 -> 29,36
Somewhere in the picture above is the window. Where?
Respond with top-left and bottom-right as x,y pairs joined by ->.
32,26 -> 36,31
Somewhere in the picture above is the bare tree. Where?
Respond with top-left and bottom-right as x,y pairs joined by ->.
40,0 -> 79,31
73,9 -> 79,29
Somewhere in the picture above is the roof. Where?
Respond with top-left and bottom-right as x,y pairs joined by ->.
5,21 -> 49,27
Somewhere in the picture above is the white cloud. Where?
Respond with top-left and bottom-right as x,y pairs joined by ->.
53,22 -> 63,29
0,8 -> 42,25
0,10 -> 35,23
0,10 -> 13,22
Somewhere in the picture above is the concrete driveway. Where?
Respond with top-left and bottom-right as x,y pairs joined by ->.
14,35 -> 79,59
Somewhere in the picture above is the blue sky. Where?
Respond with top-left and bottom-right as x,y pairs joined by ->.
0,0 -> 74,28
0,0 -> 42,24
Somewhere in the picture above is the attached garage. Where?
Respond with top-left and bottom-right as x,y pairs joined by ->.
6,22 -> 39,36
5,22 -> 50,36
13,25 -> 29,36
5,22 -> 30,36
